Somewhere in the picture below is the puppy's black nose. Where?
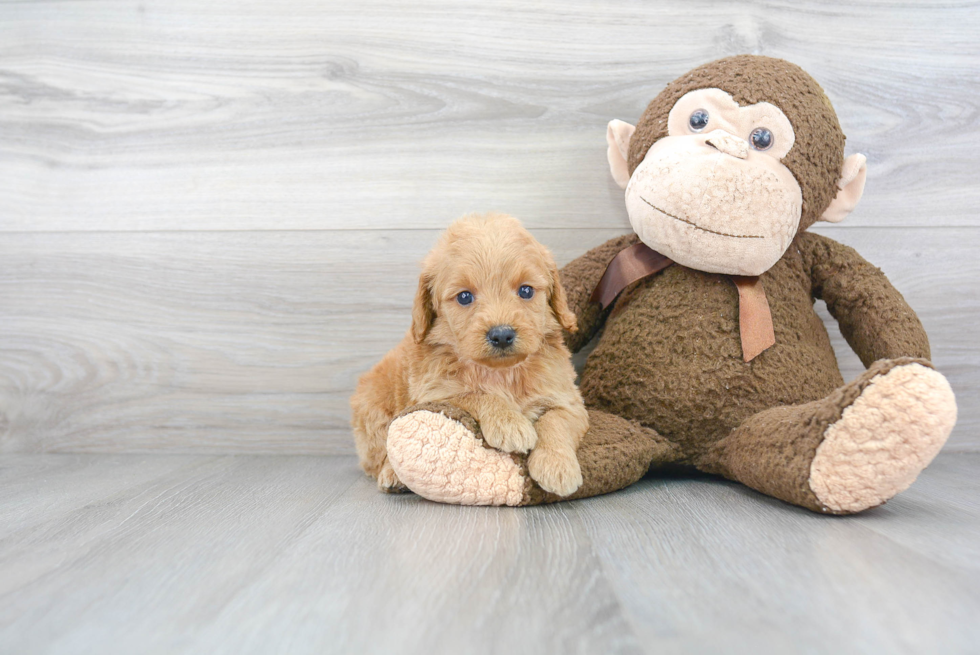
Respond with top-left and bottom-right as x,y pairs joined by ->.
486,325 -> 517,349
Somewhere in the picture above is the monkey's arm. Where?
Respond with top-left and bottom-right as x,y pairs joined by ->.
559,232 -> 639,353
798,231 -> 930,366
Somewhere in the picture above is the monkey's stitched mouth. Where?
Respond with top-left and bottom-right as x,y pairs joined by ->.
640,197 -> 764,240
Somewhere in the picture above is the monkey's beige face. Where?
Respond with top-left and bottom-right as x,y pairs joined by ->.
424,227 -> 559,368
624,89 -> 803,276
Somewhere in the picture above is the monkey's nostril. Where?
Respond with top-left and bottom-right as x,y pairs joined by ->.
486,325 -> 517,349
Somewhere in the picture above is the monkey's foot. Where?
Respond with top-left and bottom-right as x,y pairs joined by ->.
809,363 -> 957,513
386,405 -> 527,506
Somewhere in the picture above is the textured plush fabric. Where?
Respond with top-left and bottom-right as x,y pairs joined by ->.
573,232 -> 847,458
384,226 -> 943,512
544,228 -> 941,513
387,403 -> 525,506
810,362 -> 956,512
569,230 -> 931,444
522,409 -> 683,505
697,357 -> 931,513
381,56 -> 954,513
385,403 -> 682,506
627,55 -> 845,232
798,231 -> 930,365
562,233 -> 637,353
626,124 -> 804,275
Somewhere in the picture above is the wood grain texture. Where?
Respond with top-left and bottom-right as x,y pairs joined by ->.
0,0 -> 976,454
1,227 -> 976,453
573,455 -> 980,654
0,0 -> 978,231
1,4 -> 976,651
0,452 -> 977,654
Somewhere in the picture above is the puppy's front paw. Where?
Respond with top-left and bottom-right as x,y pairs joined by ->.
482,410 -> 538,454
528,447 -> 583,497
377,459 -> 410,494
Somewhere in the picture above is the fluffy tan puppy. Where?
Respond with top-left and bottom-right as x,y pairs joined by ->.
351,213 -> 589,497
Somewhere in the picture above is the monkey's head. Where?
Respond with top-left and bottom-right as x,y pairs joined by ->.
607,55 -> 867,276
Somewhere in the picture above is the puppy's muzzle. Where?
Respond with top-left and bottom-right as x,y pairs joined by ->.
486,325 -> 517,350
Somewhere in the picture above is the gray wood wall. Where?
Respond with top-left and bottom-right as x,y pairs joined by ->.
1,0 -> 977,454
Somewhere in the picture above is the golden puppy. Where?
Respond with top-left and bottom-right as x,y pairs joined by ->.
350,212 -> 589,497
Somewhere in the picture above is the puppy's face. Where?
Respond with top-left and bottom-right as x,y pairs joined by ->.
412,214 -> 577,368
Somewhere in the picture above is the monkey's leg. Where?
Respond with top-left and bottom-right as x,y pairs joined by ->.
385,404 -> 682,506
697,358 -> 957,514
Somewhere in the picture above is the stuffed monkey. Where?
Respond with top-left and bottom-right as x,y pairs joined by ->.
382,55 -> 957,514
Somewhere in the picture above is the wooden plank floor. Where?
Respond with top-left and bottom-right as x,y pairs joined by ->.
1,452 -> 977,654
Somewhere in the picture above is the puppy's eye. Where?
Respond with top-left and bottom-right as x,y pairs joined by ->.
518,285 -> 534,299
456,291 -> 474,306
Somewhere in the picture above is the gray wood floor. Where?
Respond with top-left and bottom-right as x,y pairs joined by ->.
0,452 -> 977,654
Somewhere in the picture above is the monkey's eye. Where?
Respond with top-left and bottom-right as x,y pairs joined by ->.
518,285 -> 534,299
688,109 -> 710,132
750,127 -> 774,151
456,291 -> 474,306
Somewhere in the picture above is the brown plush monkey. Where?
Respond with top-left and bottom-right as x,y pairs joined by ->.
383,55 -> 957,514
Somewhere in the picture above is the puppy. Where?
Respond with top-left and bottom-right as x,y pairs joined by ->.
350,212 -> 589,497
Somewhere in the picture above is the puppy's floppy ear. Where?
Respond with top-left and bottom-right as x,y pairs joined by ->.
411,273 -> 436,343
548,261 -> 578,333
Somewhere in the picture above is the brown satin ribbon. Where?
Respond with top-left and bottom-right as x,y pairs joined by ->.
730,275 -> 776,362
591,244 -> 775,362
591,242 -> 673,308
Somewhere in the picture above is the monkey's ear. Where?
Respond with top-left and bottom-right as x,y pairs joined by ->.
607,120 -> 636,190
548,261 -> 579,333
820,154 -> 868,223
411,274 -> 436,343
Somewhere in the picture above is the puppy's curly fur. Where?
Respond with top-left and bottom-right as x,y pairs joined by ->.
351,213 -> 589,496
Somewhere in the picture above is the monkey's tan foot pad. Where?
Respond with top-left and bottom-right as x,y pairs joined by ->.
810,363 -> 957,514
387,410 -> 527,506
